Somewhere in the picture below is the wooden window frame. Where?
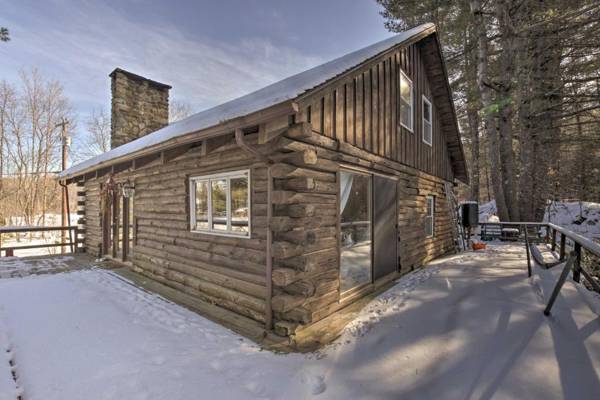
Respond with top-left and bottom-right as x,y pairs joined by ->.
422,95 -> 433,146
189,169 -> 251,239
425,195 -> 435,238
399,70 -> 414,132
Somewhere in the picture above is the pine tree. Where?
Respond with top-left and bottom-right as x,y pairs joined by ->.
0,28 -> 9,42
377,0 -> 600,220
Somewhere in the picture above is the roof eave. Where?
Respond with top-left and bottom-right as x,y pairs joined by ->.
58,99 -> 299,182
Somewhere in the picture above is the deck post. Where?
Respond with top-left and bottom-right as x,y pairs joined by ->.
544,253 -> 575,316
551,228 -> 557,251
524,225 -> 532,277
559,233 -> 566,261
573,243 -> 581,283
73,227 -> 79,253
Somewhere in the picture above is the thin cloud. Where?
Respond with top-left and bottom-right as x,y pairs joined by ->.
0,0 -> 324,121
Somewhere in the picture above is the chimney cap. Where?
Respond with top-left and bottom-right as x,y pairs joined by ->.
109,68 -> 172,90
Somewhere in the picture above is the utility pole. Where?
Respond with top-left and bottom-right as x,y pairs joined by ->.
56,118 -> 70,254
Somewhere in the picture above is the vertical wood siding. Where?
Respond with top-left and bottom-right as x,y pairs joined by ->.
296,42 -> 455,183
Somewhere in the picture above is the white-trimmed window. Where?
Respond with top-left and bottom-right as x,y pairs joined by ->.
425,196 -> 435,237
189,170 -> 250,237
399,70 -> 414,132
422,95 -> 433,146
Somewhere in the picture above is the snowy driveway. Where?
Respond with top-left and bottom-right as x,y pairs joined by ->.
0,244 -> 599,400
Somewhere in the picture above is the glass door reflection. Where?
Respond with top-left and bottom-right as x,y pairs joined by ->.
340,170 -> 372,293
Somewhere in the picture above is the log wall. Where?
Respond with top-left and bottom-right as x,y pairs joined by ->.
270,126 -> 454,336
84,138 -> 271,324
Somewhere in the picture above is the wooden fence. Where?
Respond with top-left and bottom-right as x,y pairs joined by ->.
0,226 -> 79,256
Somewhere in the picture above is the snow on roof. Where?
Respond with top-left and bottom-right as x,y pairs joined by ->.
60,23 -> 435,179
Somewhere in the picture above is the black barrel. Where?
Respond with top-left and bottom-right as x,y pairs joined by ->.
461,202 -> 479,228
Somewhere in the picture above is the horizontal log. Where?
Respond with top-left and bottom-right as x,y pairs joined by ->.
272,294 -> 306,313
277,247 -> 338,272
274,320 -> 300,337
274,307 -> 312,324
276,203 -> 316,218
272,240 -> 303,259
133,256 -> 266,300
270,163 -> 335,182
271,149 -> 318,166
282,279 -> 315,297
276,177 -> 315,192
272,267 -> 302,287
270,216 -> 336,232
132,267 -> 266,323
271,190 -> 336,205
285,122 -> 313,139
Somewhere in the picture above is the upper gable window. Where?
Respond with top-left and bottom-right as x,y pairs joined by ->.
189,170 -> 250,238
399,70 -> 414,132
422,95 -> 433,146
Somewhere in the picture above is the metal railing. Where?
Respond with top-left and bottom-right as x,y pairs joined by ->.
0,226 -> 79,256
479,221 -> 600,315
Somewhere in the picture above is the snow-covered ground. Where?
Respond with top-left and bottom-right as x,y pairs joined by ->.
0,311 -> 22,400
0,256 -> 75,279
479,200 -> 600,241
543,201 -> 600,241
479,200 -> 498,223
0,243 -> 598,399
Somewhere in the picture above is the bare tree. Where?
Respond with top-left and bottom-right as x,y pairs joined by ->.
0,28 -> 9,42
169,99 -> 193,123
1,69 -> 73,226
75,108 -> 111,161
0,81 -> 17,223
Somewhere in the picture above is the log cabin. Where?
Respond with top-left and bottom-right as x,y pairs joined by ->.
58,23 -> 468,341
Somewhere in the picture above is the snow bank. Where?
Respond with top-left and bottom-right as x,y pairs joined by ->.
479,200 -> 600,243
478,200 -> 497,223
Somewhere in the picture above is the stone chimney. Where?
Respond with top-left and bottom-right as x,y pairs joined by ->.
109,68 -> 171,149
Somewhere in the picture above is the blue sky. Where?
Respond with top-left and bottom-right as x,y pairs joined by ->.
0,0 -> 395,128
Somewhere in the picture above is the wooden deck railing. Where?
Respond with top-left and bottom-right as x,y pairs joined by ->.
479,221 -> 600,315
0,226 -> 79,256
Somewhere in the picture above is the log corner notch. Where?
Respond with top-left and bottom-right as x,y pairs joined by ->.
234,120 -> 341,336
264,122 -> 340,337
235,119 -> 339,336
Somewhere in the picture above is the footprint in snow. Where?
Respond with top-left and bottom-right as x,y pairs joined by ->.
244,380 -> 267,396
209,359 -> 224,372
301,372 -> 327,396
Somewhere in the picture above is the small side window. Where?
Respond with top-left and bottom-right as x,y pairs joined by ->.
399,70 -> 414,132
422,96 -> 433,146
425,196 -> 435,237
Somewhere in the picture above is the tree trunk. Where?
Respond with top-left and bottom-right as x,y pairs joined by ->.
495,0 -> 520,221
467,106 -> 480,202
465,20 -> 480,202
471,0 -> 510,221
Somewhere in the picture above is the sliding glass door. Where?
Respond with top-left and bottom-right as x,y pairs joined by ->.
339,170 -> 372,293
